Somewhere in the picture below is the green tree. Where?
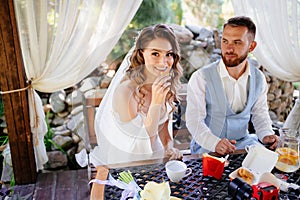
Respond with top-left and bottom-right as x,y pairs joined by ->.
183,0 -> 225,29
107,0 -> 183,64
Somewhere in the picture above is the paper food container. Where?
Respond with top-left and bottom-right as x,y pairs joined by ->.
202,153 -> 226,180
229,145 -> 279,185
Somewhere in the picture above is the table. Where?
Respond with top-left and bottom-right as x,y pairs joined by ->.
90,150 -> 300,200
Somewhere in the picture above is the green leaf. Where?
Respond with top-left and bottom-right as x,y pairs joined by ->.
118,170 -> 134,184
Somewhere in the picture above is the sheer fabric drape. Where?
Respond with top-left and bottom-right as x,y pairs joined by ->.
13,0 -> 142,170
232,0 -> 300,130
232,0 -> 300,82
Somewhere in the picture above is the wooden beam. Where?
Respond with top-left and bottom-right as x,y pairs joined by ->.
0,0 -> 37,184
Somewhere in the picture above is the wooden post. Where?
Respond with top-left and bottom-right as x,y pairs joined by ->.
0,0 -> 37,184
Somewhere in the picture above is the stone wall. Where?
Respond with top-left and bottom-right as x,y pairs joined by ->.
262,67 -> 295,123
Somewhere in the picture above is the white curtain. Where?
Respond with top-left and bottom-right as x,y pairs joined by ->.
232,0 -> 300,130
232,0 -> 300,82
13,0 -> 142,171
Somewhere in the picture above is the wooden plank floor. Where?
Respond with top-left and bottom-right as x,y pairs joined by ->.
1,168 -> 91,200
34,169 -> 91,200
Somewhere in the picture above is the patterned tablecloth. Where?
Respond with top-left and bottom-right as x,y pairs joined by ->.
103,153 -> 300,199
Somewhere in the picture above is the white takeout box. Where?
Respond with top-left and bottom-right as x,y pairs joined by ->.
229,144 -> 279,185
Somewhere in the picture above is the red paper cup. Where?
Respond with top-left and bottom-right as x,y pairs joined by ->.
202,153 -> 225,180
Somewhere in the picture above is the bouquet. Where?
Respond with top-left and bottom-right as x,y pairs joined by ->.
89,170 -> 181,200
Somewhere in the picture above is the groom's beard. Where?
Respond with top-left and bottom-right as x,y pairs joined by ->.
222,52 -> 248,67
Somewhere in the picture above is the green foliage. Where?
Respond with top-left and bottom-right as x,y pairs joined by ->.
0,96 -> 4,118
43,111 -> 78,168
0,135 -> 8,148
44,111 -> 66,154
10,175 -> 15,187
130,0 -> 182,29
294,82 -> 300,90
44,111 -> 54,151
107,0 -> 183,63
184,0 -> 225,29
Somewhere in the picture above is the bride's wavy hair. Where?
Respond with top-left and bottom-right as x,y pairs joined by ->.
125,24 -> 183,113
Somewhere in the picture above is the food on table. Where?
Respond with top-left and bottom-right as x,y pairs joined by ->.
276,147 -> 298,165
275,147 -> 300,172
237,167 -> 254,185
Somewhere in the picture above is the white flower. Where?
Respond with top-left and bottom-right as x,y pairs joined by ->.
140,181 -> 181,200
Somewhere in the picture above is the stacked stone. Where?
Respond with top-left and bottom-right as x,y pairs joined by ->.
262,68 -> 295,122
43,75 -> 109,170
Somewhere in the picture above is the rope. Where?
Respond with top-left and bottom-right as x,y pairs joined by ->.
0,81 -> 40,146
0,84 -> 30,95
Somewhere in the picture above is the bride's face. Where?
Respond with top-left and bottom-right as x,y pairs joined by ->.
142,37 -> 174,80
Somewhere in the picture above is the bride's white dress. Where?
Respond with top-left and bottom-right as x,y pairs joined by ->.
89,48 -> 173,166
90,108 -> 172,166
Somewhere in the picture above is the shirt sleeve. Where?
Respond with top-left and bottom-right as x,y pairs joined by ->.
186,70 -> 221,152
251,70 -> 275,141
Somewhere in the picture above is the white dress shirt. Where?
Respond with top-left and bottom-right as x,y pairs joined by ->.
186,60 -> 274,152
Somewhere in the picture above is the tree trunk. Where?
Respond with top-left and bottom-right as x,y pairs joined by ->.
0,0 -> 36,184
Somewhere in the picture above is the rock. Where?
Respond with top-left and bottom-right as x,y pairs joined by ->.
263,67 -> 295,122
66,89 -> 83,106
77,140 -> 87,153
66,112 -> 84,131
185,48 -> 210,69
79,77 -> 101,93
52,125 -> 67,132
71,105 -> 84,116
267,93 -> 275,101
44,104 -> 52,113
67,146 -> 77,159
100,76 -> 112,89
2,128 -> 7,134
1,145 -> 13,182
74,125 -> 89,148
84,88 -> 107,99
54,129 -> 72,137
51,115 -> 66,126
185,24 -> 202,39
45,151 -> 68,169
195,27 -> 213,41
49,90 -> 66,113
274,89 -> 282,99
52,135 -> 73,151
67,146 -> 82,169
169,24 -> 194,44
190,40 -> 206,48
57,111 -> 69,118
72,133 -> 81,144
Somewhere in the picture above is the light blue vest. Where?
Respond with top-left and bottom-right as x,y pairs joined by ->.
190,60 -> 263,153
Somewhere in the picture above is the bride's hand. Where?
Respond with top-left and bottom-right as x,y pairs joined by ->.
165,147 -> 183,160
151,75 -> 171,105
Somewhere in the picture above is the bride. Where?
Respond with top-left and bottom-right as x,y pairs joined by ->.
90,24 -> 183,166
